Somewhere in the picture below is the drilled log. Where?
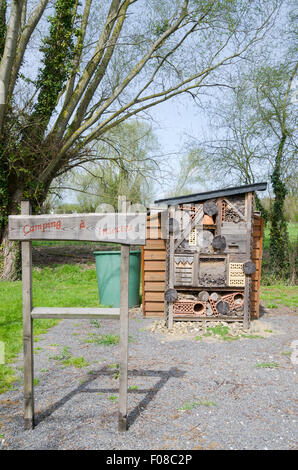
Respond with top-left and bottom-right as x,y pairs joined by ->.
210,292 -> 220,302
203,201 -> 218,217
212,235 -> 226,251
216,300 -> 230,315
198,290 -> 209,302
206,303 -> 214,316
242,261 -> 256,275
164,288 -> 178,302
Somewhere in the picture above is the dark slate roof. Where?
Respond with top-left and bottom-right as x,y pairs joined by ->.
154,182 -> 267,206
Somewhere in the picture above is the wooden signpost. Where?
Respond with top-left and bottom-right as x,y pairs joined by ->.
9,202 -> 146,432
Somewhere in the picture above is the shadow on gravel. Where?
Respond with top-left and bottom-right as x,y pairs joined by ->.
35,366 -> 185,429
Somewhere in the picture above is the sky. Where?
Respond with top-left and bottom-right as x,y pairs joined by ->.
63,94 -> 210,205
143,96 -> 211,201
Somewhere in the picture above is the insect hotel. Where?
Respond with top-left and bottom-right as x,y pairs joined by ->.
141,183 -> 267,328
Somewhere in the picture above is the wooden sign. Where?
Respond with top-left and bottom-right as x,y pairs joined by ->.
9,212 -> 146,245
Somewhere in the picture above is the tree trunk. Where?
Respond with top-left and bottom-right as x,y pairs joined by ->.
0,224 -> 21,280
0,187 -> 23,280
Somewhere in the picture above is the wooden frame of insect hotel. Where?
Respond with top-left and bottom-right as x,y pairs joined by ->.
141,183 -> 267,328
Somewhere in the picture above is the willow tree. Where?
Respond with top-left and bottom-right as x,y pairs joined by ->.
0,0 -> 280,279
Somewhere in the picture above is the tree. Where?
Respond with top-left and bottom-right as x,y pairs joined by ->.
0,0 -> 280,279
255,62 -> 298,277
55,121 -> 160,210
177,28 -> 297,279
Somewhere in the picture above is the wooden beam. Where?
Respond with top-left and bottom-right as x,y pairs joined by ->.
118,244 -> 130,432
167,206 -> 175,329
192,252 -> 199,287
244,192 -> 253,329
21,201 -> 34,430
173,316 -> 244,322
9,213 -> 146,245
31,307 -> 120,320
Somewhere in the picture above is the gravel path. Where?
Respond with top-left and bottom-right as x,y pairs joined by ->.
0,309 -> 297,450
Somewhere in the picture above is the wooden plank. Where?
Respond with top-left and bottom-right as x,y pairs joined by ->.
251,215 -> 264,319
215,198 -> 222,236
31,307 -> 120,319
144,281 -> 165,291
221,222 -> 246,233
143,250 -> 166,260
146,228 -> 162,238
168,206 -> 175,329
144,271 -> 165,281
21,201 -> 34,430
143,239 -> 165,249
144,292 -> 164,302
145,301 -> 165,311
141,246 -> 145,319
193,252 -> 199,287
118,244 -> 130,432
143,260 -> 166,271
9,213 -> 146,245
173,316 -> 243,322
143,311 -> 164,317
178,285 -> 244,291
244,192 -> 253,328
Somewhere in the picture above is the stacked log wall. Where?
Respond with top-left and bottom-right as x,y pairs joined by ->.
142,213 -> 166,317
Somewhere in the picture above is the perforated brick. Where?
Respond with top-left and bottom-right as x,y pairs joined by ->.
228,263 -> 245,287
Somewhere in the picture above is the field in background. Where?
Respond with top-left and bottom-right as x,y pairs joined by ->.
0,265 -> 100,393
263,222 -> 298,250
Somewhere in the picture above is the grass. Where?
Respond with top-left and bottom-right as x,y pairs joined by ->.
128,385 -> 138,391
108,395 -> 118,401
49,345 -> 89,369
260,285 -> 298,309
255,362 -> 279,369
89,319 -> 101,328
263,222 -> 298,251
179,398 -> 217,411
84,333 -> 120,346
0,264 -> 101,394
194,324 -> 265,342
206,325 -> 230,338
262,222 -> 298,285
62,357 -> 89,369
49,346 -> 72,361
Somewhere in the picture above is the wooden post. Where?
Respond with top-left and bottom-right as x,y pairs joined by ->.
118,196 -> 130,431
244,192 -> 253,329
168,206 -> 175,329
21,201 -> 34,430
118,244 -> 130,431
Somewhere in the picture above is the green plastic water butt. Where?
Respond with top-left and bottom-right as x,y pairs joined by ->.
93,250 -> 141,308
